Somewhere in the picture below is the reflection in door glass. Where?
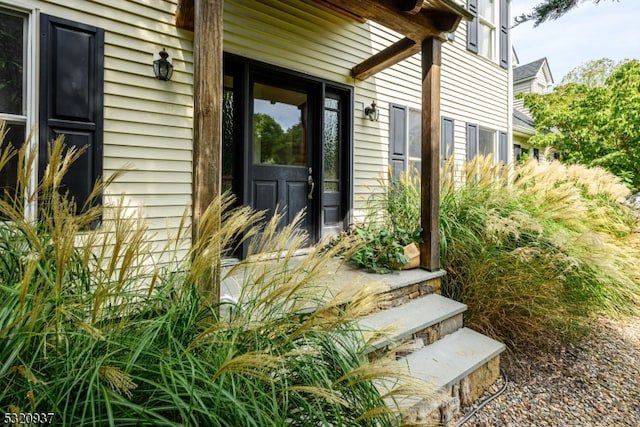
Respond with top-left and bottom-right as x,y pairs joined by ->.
222,75 -> 234,194
253,83 -> 306,166
323,97 -> 340,192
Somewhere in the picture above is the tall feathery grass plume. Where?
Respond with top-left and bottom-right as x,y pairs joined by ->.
0,122 -> 437,426
440,155 -> 640,349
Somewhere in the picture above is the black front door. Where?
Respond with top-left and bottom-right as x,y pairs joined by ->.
250,81 -> 313,238
223,54 -> 353,256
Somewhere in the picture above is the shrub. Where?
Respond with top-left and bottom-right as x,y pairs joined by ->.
0,124 -> 434,426
440,156 -> 640,348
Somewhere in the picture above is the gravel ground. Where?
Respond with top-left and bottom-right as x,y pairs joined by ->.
454,315 -> 640,427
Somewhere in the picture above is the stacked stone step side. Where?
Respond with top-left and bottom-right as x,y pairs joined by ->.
359,274 -> 506,426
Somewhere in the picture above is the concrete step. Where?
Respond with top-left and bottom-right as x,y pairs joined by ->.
360,293 -> 467,353
398,327 -> 506,425
404,327 -> 505,389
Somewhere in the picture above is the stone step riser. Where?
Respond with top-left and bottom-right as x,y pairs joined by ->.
367,313 -> 464,362
378,275 -> 442,310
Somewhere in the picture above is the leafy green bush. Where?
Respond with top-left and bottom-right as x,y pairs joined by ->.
337,171 -> 422,273
440,156 -> 640,348
0,124 -> 433,426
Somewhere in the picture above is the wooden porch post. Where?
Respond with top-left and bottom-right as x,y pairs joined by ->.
192,0 -> 223,300
420,37 -> 441,271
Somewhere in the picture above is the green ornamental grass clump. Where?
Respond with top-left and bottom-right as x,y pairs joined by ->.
344,154 -> 640,348
439,155 -> 640,348
0,123 -> 435,426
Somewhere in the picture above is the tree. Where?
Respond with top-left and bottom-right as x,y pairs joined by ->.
515,0 -> 619,26
560,58 -> 627,86
520,59 -> 640,189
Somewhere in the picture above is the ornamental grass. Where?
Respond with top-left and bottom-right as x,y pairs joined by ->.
440,155 -> 640,348
0,123 -> 435,426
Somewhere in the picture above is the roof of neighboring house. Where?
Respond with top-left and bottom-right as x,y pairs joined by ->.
513,108 -> 535,134
514,57 -> 552,83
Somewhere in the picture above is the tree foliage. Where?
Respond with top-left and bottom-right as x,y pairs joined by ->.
560,58 -> 627,86
520,59 -> 640,189
515,0 -> 618,26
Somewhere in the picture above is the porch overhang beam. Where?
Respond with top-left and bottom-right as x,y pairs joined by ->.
320,0 -> 469,80
351,37 -> 420,80
176,0 -> 195,31
316,0 -> 452,40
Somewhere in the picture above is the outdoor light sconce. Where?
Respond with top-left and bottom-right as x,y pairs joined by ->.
153,48 -> 173,81
364,101 -> 379,121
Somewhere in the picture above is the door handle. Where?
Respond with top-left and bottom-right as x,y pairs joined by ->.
307,168 -> 314,200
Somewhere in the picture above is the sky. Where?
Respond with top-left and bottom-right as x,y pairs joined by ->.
511,0 -> 640,84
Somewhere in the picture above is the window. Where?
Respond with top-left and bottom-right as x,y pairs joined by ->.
477,0 -> 496,61
323,96 -> 340,193
0,10 -> 28,202
222,75 -> 235,195
514,144 -> 522,162
408,108 -> 421,174
1,9 -> 104,224
478,127 -> 495,156
536,82 -> 547,94
467,124 -> 507,163
467,0 -> 509,68
389,106 -> 425,177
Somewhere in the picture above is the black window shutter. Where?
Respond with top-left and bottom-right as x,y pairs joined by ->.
466,123 -> 478,161
441,117 -> 454,165
467,0 -> 478,53
499,0 -> 509,68
498,131 -> 508,163
389,103 -> 407,179
39,14 -> 104,220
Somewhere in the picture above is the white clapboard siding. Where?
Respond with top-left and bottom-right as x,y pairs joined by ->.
441,17 -> 510,146
11,0 -> 189,266
18,0 -> 511,264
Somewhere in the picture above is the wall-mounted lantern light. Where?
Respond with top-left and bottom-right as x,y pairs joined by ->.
153,48 -> 173,81
364,101 -> 379,121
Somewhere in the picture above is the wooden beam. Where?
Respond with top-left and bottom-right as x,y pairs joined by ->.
420,37 -> 441,271
399,0 -> 426,14
351,37 -> 420,80
175,0 -> 194,31
317,0 -> 442,40
192,0 -> 223,301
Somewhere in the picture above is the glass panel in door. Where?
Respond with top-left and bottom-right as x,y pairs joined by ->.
251,82 -> 311,237
253,82 -> 307,166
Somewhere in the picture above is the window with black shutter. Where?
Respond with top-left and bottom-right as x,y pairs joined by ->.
39,14 -> 104,222
467,0 -> 509,68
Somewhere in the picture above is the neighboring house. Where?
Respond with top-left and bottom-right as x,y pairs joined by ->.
512,56 -> 554,162
0,0 -> 513,270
